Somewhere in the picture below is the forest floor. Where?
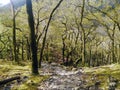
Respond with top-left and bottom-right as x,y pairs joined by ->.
0,60 -> 120,90
38,63 -> 120,90
0,60 -> 49,90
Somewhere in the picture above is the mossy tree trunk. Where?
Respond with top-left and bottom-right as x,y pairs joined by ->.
62,36 -> 65,63
21,37 -> 24,60
89,43 -> 92,67
118,44 -> 120,63
26,0 -> 39,74
10,0 -> 17,62
111,24 -> 116,63
80,0 -> 86,66
26,37 -> 31,60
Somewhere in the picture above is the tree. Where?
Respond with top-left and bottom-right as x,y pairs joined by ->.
39,0 -> 64,67
26,0 -> 39,74
10,0 -> 17,62
79,0 -> 86,65
74,0 -> 93,66
88,1 -> 119,63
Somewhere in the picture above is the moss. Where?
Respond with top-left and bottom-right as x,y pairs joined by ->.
84,64 -> 120,89
0,60 -> 31,76
0,60 -> 49,90
13,75 -> 49,90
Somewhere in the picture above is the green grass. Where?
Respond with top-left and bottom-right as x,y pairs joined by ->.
0,60 -> 31,77
0,60 -> 49,90
84,64 -> 120,90
12,75 -> 49,90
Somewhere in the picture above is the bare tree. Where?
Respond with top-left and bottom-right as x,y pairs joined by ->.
26,0 -> 39,74
39,0 -> 64,67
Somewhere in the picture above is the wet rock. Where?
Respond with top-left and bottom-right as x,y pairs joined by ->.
4,84 -> 12,90
72,68 -> 77,71
38,63 -> 102,90
108,76 -> 119,90
51,63 -> 58,66
38,63 -> 85,90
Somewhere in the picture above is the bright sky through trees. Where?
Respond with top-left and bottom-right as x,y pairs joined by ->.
0,0 -> 10,5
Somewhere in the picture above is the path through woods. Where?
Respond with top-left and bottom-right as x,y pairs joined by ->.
38,63 -> 101,90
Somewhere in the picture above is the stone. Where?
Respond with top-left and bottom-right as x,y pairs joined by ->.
72,68 -> 77,71
38,63 -> 101,90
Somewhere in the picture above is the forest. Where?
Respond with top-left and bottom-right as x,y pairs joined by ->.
0,0 -> 120,90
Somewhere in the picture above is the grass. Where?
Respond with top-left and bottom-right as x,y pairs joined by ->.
0,60 -> 49,90
12,75 -> 49,90
84,63 -> 120,90
0,60 -> 30,77
1,60 -> 120,90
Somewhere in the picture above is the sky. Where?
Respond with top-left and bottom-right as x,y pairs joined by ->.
0,0 -> 10,5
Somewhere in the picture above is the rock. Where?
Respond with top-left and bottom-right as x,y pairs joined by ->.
109,86 -> 115,90
4,84 -> 12,89
109,76 -> 119,90
17,79 -> 22,84
75,70 -> 83,75
72,68 -> 77,71
51,63 -> 58,66
109,82 -> 116,88
95,81 -> 101,86
23,76 -> 28,79
26,80 -> 35,85
38,63 -> 101,90
21,76 -> 29,82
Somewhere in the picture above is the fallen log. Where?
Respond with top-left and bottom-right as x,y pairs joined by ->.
0,76 -> 20,86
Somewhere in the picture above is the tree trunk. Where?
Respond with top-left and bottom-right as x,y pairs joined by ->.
21,38 -> 24,60
112,24 -> 116,63
26,37 -> 31,60
0,76 -> 20,86
10,0 -> 17,62
118,44 -> 120,63
39,0 -> 63,68
82,30 -> 86,65
95,41 -> 98,66
26,0 -> 39,74
101,50 -> 104,65
62,37 -> 65,63
46,43 -> 49,61
80,0 -> 85,66
89,43 -> 92,67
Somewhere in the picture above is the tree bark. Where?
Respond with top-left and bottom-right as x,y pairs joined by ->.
21,37 -> 24,60
26,37 -> 31,60
26,0 -> 39,74
111,24 -> 116,63
62,37 -> 65,63
89,43 -> 92,67
118,44 -> 120,64
0,76 -> 20,86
